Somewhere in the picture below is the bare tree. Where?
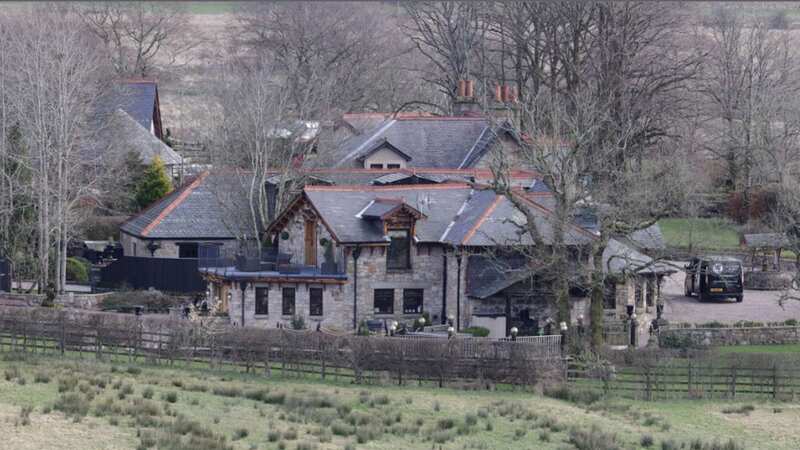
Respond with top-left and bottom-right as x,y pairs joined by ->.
1,5 -> 111,292
79,2 -> 198,77
698,7 -> 800,216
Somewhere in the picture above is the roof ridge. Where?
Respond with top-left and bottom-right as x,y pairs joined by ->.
305,183 -> 472,192
461,194 -> 503,245
140,172 -> 209,237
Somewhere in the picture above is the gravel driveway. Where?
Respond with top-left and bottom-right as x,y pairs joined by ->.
661,265 -> 800,324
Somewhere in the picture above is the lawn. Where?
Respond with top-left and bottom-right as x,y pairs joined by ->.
716,344 -> 800,355
0,353 -> 797,450
659,218 -> 741,251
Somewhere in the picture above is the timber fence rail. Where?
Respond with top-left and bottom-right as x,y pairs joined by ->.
567,354 -> 800,401
0,307 -> 564,388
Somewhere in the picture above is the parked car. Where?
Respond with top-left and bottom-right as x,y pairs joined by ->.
684,256 -> 743,303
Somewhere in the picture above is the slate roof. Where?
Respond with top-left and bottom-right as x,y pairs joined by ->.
743,233 -> 790,249
294,184 -> 595,247
95,81 -> 158,131
465,253 -> 531,300
355,138 -> 413,162
120,171 -> 249,240
602,238 -> 676,275
322,117 -> 494,168
264,168 -> 538,188
89,109 -> 181,166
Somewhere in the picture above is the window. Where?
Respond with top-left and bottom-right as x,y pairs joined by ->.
603,281 -> 617,310
403,289 -> 423,314
373,289 -> 394,314
370,163 -> 383,169
255,287 -> 269,315
635,282 -> 643,308
309,288 -> 323,316
132,242 -> 137,257
178,242 -> 199,259
387,229 -> 411,270
387,163 -> 401,169
282,288 -> 295,315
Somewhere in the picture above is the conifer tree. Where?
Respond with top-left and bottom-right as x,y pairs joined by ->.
135,156 -> 172,209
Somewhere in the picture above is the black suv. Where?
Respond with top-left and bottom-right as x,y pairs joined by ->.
684,256 -> 744,303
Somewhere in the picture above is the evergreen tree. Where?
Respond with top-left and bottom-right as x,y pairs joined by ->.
135,156 -> 173,209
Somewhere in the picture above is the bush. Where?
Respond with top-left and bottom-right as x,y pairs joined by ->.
462,326 -> 490,337
568,425 -> 620,450
34,372 -> 51,384
660,333 -> 694,350
99,290 -> 183,313
641,434 -> 654,447
543,384 -> 602,405
290,315 -> 306,330
66,257 -> 90,284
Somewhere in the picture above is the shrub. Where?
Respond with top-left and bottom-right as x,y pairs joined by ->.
233,428 -> 248,440
267,431 -> 281,442
283,428 -> 298,440
660,333 -> 694,350
34,372 -> 51,384
539,431 -> 550,442
331,421 -> 355,436
641,434 -> 654,448
66,257 -> 90,284
784,319 -> 798,326
543,384 -> 601,405
54,392 -> 91,419
661,440 -> 680,450
17,405 -> 32,426
212,386 -> 243,398
99,290 -> 183,313
721,404 -> 754,415
142,387 -> 154,399
462,326 -> 490,337
126,366 -> 142,375
162,392 -> 178,403
290,315 -> 306,330
568,425 -> 620,450
4,366 -> 19,381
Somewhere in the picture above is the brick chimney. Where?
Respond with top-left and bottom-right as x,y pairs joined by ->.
453,79 -> 481,116
489,83 -> 520,127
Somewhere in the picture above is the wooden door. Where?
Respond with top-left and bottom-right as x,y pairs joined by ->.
304,220 -> 317,266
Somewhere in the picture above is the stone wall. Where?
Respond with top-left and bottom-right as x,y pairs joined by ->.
744,270 -> 792,290
0,292 -> 111,310
120,233 -> 238,259
661,326 -> 800,346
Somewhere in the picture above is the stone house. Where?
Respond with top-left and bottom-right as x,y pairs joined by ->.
199,181 -> 670,342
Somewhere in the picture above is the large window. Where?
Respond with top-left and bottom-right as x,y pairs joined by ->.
403,289 -> 423,314
603,281 -> 617,310
282,288 -> 296,315
387,229 -> 411,270
374,289 -> 394,314
255,287 -> 269,315
309,288 -> 323,316
178,242 -> 199,258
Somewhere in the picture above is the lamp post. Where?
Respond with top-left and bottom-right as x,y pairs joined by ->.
239,281 -> 248,327
510,326 -> 518,342
447,315 -> 454,327
417,316 -> 426,331
447,326 -> 455,339
389,321 -> 397,337
630,312 -> 638,348
560,321 -> 568,354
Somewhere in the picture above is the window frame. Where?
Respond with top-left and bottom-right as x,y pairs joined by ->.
369,163 -> 383,169
373,289 -> 394,315
309,287 -> 323,316
282,287 -> 296,316
386,163 -> 401,169
255,287 -> 269,316
386,229 -> 411,270
402,289 -> 423,314
177,242 -> 199,259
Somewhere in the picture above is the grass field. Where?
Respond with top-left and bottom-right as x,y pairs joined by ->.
0,353 -> 797,449
716,344 -> 800,355
659,218 -> 741,251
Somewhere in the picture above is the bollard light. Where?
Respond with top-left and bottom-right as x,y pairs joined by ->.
447,314 -> 454,326
510,326 -> 518,341
560,321 -> 568,332
447,326 -> 455,338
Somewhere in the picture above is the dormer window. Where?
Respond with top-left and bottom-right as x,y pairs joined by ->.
356,138 -> 412,170
387,229 -> 411,270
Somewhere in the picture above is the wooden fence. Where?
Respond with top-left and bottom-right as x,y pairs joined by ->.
568,356 -> 800,401
0,307 -> 564,388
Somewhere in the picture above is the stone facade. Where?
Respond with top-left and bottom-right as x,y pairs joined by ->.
120,232 -> 237,259
223,282 -> 346,329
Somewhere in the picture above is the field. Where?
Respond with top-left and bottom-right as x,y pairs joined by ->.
658,218 -> 741,251
0,353 -> 797,450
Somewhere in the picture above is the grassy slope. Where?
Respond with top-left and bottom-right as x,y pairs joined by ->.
659,218 -> 741,251
716,344 -> 800,354
0,354 -> 798,449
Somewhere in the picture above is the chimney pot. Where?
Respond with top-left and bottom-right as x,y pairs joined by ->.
494,85 -> 502,102
457,80 -> 466,98
501,85 -> 511,103
465,80 -> 474,98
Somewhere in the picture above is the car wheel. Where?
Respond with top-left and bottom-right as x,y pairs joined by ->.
736,295 -> 743,303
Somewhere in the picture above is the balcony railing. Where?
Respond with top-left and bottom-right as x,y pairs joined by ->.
198,247 -> 344,276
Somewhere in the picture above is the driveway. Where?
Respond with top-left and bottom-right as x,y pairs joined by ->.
661,266 -> 800,324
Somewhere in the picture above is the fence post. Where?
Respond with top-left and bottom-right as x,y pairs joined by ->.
772,364 -> 778,400
687,360 -> 692,399
730,366 -> 736,399
59,314 -> 66,355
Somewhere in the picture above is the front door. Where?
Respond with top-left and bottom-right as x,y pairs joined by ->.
304,220 -> 317,266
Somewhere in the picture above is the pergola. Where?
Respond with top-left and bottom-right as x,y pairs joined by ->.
742,233 -> 790,271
